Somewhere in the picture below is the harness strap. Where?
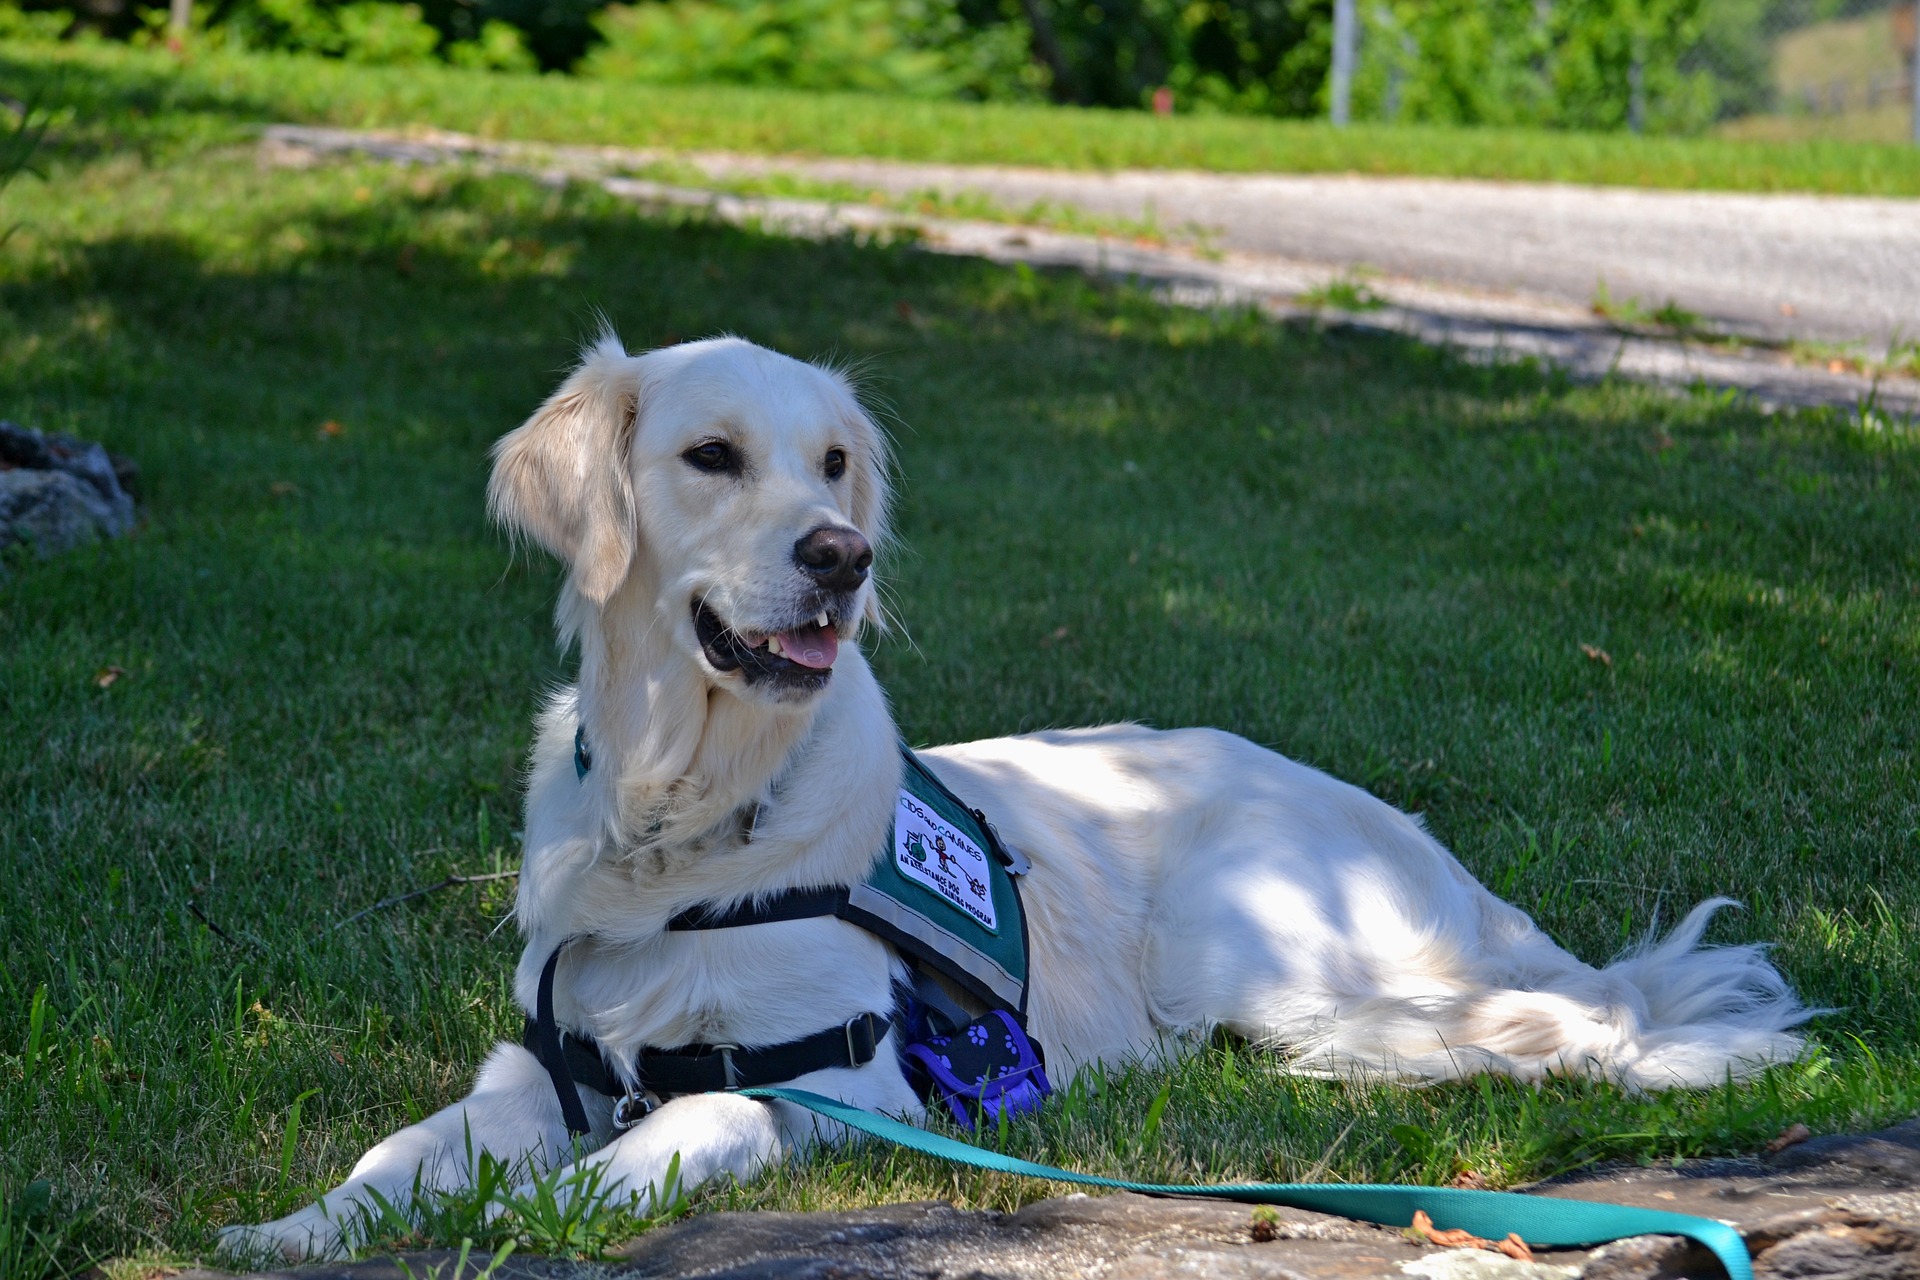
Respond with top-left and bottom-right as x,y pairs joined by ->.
636,1012 -> 890,1096
664,887 -> 975,1035
744,1087 -> 1755,1280
667,887 -> 848,931
532,942 -> 594,1136
525,943 -> 891,1137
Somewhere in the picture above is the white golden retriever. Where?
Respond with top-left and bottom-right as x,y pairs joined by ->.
225,335 -> 1808,1262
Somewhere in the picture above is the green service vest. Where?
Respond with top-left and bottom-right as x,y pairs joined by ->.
840,748 -> 1032,1014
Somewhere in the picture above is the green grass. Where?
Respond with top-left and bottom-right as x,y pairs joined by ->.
10,37 -> 1920,196
1,92 -> 1918,1276
619,157 -> 1200,246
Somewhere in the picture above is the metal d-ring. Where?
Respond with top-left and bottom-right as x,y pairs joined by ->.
611,1088 -> 659,1131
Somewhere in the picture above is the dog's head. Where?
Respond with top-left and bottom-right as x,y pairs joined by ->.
489,334 -> 891,703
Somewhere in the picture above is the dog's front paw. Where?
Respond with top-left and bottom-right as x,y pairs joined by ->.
218,1206 -> 345,1265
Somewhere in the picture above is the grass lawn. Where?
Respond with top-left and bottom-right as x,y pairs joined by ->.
1,64 -> 1918,1277
9,38 -> 1920,196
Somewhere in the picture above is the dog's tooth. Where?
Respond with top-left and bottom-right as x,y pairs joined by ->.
767,635 -> 783,656
815,611 -> 829,628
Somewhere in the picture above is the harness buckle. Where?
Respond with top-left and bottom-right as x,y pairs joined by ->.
611,1088 -> 659,1131
845,1013 -> 876,1066
712,1044 -> 741,1090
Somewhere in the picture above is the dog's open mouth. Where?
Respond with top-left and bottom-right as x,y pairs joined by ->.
693,600 -> 839,690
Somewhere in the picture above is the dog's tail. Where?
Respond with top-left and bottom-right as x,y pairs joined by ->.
1278,899 -> 1813,1089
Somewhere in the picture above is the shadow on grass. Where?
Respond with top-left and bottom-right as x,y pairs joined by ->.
0,154 -> 1916,1268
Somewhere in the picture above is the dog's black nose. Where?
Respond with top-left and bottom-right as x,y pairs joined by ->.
793,526 -> 872,591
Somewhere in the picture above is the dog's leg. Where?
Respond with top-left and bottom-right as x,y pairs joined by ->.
519,1060 -> 921,1214
219,1043 -> 578,1264
538,1092 -> 793,1213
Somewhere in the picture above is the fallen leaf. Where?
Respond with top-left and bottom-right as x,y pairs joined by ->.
93,664 -> 126,689
1449,1169 -> 1486,1190
1411,1210 -> 1482,1248
270,481 -> 299,496
1410,1210 -> 1534,1261
1767,1122 -> 1812,1153
318,420 -> 345,438
1827,359 -> 1848,374
1580,643 -> 1613,667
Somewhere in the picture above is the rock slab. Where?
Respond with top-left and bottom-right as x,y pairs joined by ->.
196,1119 -> 1920,1280
0,420 -> 137,557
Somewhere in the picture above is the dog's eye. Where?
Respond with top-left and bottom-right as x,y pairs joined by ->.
684,441 -> 736,474
824,449 -> 847,481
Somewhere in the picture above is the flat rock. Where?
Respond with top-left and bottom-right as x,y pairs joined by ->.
0,468 -> 125,555
0,420 -> 137,556
201,1119 -> 1920,1280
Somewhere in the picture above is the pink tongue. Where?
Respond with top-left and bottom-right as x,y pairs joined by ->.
776,625 -> 838,669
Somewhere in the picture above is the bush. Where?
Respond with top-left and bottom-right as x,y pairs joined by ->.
216,0 -> 442,62
580,0 -> 1041,97
1350,0 -> 1720,132
1016,0 -> 1330,116
0,1 -> 68,38
443,17 -> 538,69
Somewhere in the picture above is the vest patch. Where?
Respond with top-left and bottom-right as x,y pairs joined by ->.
893,790 -> 998,931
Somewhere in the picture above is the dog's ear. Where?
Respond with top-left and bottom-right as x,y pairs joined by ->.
489,336 -> 643,604
833,388 -> 894,631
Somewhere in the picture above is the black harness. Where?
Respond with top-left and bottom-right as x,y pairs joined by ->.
524,934 -> 893,1135
524,734 -> 1037,1137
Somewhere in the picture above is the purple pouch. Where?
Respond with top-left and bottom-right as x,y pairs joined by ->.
901,1009 -> 1051,1130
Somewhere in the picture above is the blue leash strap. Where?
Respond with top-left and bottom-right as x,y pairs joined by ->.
742,1087 -> 1751,1280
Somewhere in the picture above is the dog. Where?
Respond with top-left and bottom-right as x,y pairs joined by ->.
223,334 -> 1809,1262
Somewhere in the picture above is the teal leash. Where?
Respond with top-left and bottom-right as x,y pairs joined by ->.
743,1087 -> 1750,1280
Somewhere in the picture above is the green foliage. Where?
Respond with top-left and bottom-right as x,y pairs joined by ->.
1297,272 -> 1383,312
354,1147 -> 689,1258
216,0 -> 447,64
443,18 -> 537,69
12,41 -> 1920,196
582,0 -> 1040,98
990,0 -> 1331,113
1352,0 -> 1720,131
0,2 -> 68,39
0,1178 -> 94,1280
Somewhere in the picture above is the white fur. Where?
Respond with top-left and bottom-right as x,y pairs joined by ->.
222,335 -> 1809,1263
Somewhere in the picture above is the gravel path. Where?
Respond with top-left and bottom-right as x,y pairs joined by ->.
262,127 -> 1920,414
691,156 -> 1920,352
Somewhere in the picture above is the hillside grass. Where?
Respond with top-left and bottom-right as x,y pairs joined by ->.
8,37 -> 1920,195
0,87 -> 1916,1276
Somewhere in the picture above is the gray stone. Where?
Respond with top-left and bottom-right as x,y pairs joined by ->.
0,468 -> 124,555
1399,1253 -> 1580,1280
0,421 -> 137,557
